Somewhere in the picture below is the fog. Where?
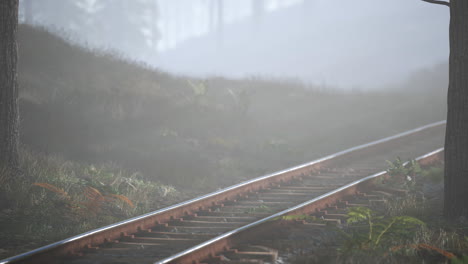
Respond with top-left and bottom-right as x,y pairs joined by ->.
0,1 -> 451,259
19,0 -> 448,90
14,0 -> 448,190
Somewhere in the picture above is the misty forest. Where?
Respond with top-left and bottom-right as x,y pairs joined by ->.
0,0 -> 467,263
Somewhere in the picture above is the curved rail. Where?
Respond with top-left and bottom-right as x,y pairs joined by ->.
0,120 -> 446,264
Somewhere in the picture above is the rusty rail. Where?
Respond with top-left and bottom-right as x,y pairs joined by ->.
0,120 -> 445,264
155,147 -> 444,264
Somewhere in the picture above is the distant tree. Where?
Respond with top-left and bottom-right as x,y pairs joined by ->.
252,0 -> 266,22
16,0 -> 160,59
420,0 -> 468,218
95,0 -> 160,58
209,0 -> 217,31
217,0 -> 224,45
217,0 -> 224,31
0,0 -> 19,169
34,0 -> 85,29
22,0 -> 33,24
149,0 -> 160,49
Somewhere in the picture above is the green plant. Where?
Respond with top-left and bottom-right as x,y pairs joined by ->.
188,80 -> 207,97
421,167 -> 444,183
244,205 -> 272,214
385,193 -> 426,217
343,207 -> 425,250
453,256 -> 468,264
0,148 -> 182,260
274,214 -> 315,221
386,157 -> 406,176
385,157 -> 422,190
187,80 -> 209,107
32,182 -> 135,215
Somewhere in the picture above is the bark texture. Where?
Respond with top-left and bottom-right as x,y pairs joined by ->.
0,0 -> 19,168
444,0 -> 468,218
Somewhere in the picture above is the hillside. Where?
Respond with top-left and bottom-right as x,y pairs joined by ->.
18,24 -> 447,190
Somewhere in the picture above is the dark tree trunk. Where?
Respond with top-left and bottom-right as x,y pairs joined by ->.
0,0 -> 19,169
444,0 -> 468,219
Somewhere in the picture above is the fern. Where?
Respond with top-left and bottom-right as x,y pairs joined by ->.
82,186 -> 105,213
391,243 -> 456,260
34,182 -> 135,215
33,182 -> 70,200
347,207 -> 374,241
374,216 -> 425,247
106,193 -> 135,208
188,80 -> 207,97
82,186 -> 135,212
83,186 -> 103,200
417,243 -> 456,259
344,207 -> 425,250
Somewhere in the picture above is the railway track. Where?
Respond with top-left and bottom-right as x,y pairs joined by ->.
179,148 -> 444,264
0,121 -> 446,264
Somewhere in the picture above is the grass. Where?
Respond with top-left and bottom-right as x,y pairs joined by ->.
0,24 -> 449,260
0,148 -> 182,259
290,162 -> 468,264
17,24 -> 447,192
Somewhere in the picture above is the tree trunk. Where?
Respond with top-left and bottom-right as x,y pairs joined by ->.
216,0 -> 224,46
252,0 -> 265,21
0,0 -> 19,169
217,0 -> 224,30
444,0 -> 468,219
23,0 -> 33,24
209,0 -> 216,31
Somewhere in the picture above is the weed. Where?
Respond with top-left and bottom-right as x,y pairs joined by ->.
342,207 -> 425,251
335,164 -> 468,263
32,182 -> 70,199
18,25 -> 447,193
280,214 -> 314,221
385,157 -> 421,191
453,256 -> 468,264
0,148 -> 181,259
421,167 -> 444,183
244,205 -> 272,214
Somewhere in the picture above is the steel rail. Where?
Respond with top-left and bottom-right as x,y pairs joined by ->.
156,147 -> 444,264
0,120 -> 446,264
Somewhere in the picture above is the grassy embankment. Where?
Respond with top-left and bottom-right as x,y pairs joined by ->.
288,162 -> 468,263
0,151 -> 180,258
0,24 -> 448,259
17,25 -> 447,189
